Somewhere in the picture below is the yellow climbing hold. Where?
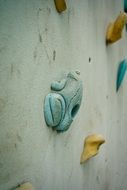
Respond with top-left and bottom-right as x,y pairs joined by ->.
80,134 -> 105,164
106,11 -> 127,44
14,182 -> 34,190
54,0 -> 67,13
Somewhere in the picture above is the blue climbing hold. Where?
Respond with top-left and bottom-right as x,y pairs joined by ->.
124,0 -> 127,12
116,59 -> 127,92
44,71 -> 83,132
124,0 -> 127,30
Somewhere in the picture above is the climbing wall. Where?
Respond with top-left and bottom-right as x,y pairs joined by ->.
0,0 -> 127,190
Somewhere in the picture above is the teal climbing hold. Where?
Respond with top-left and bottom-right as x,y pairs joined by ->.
116,59 -> 127,92
44,71 -> 83,132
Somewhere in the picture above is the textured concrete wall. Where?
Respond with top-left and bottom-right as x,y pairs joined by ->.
0,0 -> 127,190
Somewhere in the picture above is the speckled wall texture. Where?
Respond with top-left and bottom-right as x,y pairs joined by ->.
0,0 -> 127,190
